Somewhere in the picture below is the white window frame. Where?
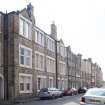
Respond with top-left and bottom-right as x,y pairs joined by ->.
37,75 -> 46,91
64,47 -> 67,57
19,14 -> 32,40
58,78 -> 61,89
0,14 -> 1,33
61,79 -> 64,90
35,30 -> 38,42
46,36 -> 55,52
46,56 -> 55,73
49,77 -> 53,88
59,61 -> 66,75
25,22 -> 29,38
19,44 -> 32,68
35,28 -> 45,46
19,18 -> 24,35
64,79 -> 68,89
57,43 -> 60,53
35,51 -> 44,71
19,73 -> 32,93
60,46 -> 65,57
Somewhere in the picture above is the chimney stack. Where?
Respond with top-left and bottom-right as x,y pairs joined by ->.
51,21 -> 57,40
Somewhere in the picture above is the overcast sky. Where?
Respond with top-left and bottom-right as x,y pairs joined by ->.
0,0 -> 105,80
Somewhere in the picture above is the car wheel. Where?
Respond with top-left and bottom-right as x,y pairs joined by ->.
52,95 -> 55,99
60,94 -> 63,97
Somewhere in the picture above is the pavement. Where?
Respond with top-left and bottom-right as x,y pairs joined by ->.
0,97 -> 39,105
0,94 -> 83,105
15,94 -> 83,105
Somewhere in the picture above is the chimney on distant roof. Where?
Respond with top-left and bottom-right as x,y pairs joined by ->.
27,3 -> 35,24
51,21 -> 57,40
88,58 -> 92,62
27,3 -> 34,17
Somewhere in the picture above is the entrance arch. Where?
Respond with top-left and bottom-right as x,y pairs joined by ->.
0,74 -> 4,100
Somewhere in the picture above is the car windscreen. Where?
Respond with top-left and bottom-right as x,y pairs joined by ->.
85,89 -> 105,96
40,88 -> 48,92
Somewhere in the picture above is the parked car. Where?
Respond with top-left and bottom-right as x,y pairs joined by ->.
78,87 -> 87,93
80,88 -> 105,105
83,87 -> 88,91
71,88 -> 78,95
38,88 -> 63,99
53,88 -> 63,97
63,88 -> 73,96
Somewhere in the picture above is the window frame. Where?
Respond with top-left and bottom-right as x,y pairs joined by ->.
19,15 -> 32,40
46,56 -> 55,73
35,51 -> 44,71
59,61 -> 66,75
49,77 -> 53,88
19,44 -> 32,68
19,73 -> 32,93
46,36 -> 55,52
35,29 -> 45,46
37,75 -> 46,91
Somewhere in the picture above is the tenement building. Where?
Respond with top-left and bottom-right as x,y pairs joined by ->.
81,58 -> 92,88
0,4 -> 103,101
57,39 -> 68,90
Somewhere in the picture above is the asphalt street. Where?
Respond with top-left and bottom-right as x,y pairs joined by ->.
15,94 -> 83,105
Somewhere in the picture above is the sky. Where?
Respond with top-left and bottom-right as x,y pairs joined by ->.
0,0 -> 105,80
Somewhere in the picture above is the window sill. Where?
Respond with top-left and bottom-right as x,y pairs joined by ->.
35,68 -> 45,71
19,64 -> 32,69
19,34 -> 32,41
19,90 -> 33,94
